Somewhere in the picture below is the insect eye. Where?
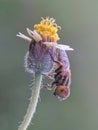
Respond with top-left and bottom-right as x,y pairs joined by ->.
60,89 -> 65,92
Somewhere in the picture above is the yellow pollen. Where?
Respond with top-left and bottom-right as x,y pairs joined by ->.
34,17 -> 61,42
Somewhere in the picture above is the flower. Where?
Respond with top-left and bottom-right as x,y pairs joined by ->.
17,17 -> 73,74
17,18 -> 61,74
34,17 -> 61,42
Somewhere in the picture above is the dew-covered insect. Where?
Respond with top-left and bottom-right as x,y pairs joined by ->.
49,49 -> 72,101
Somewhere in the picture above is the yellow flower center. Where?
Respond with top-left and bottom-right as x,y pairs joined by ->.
34,17 -> 61,42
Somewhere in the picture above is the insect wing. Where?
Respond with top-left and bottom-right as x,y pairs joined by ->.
55,44 -> 74,51
43,42 -> 74,51
59,50 -> 70,69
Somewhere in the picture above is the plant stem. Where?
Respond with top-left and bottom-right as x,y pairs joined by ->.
18,72 -> 42,130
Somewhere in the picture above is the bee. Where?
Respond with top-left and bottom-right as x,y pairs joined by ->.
49,49 -> 72,101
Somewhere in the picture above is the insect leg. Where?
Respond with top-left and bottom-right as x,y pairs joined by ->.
64,69 -> 71,87
49,51 -> 62,66
42,73 -> 54,80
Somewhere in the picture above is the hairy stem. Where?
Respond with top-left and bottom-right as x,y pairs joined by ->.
18,72 -> 42,130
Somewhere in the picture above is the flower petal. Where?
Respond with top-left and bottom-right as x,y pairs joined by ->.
16,32 -> 31,42
43,42 -> 74,51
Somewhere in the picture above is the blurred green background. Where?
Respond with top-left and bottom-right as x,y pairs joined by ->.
0,0 -> 98,130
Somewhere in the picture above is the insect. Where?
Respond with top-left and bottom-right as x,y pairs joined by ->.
49,49 -> 71,101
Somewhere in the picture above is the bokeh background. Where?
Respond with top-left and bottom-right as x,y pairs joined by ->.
0,0 -> 98,130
